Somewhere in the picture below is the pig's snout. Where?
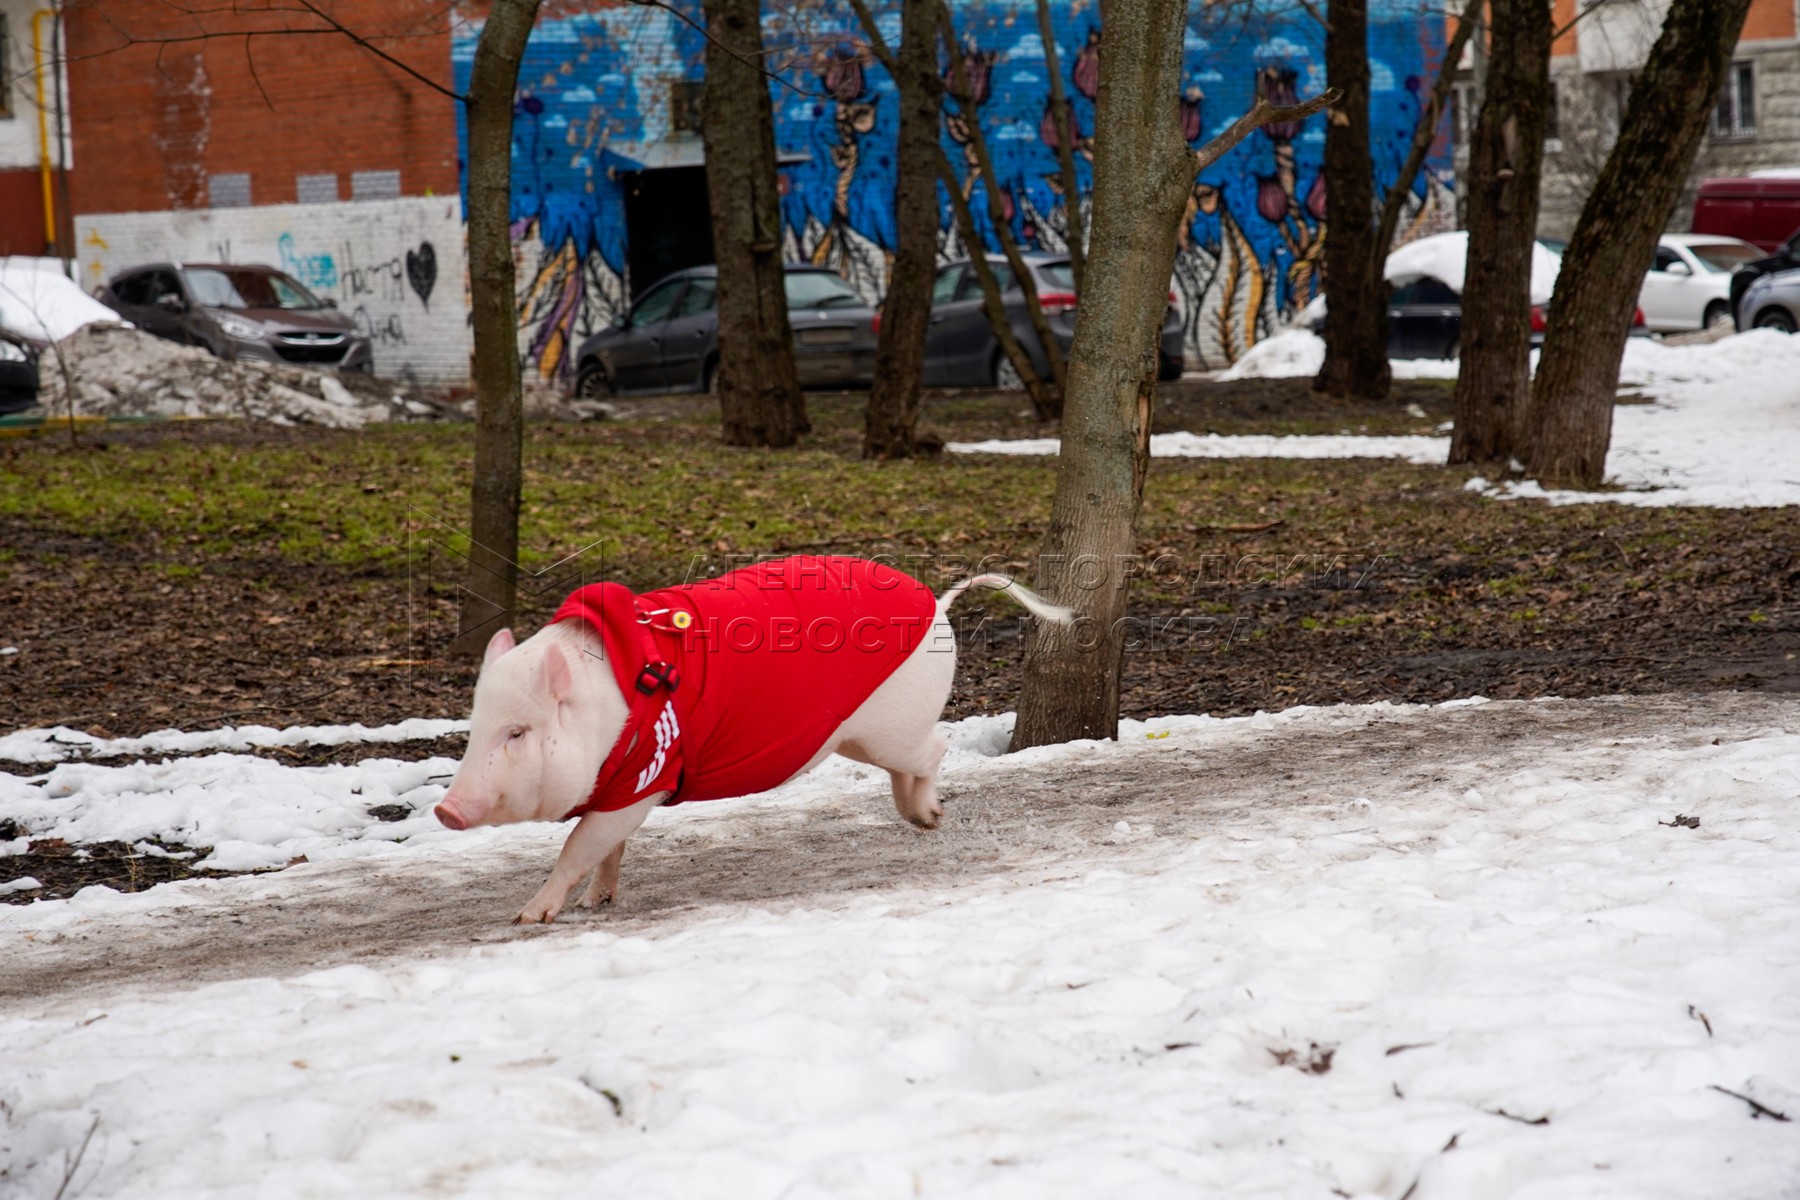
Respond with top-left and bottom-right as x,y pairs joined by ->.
435,796 -> 471,830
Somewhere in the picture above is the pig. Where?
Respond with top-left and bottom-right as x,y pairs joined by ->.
434,556 -> 1071,924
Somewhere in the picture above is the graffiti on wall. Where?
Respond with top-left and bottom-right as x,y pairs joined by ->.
77,198 -> 471,381
456,0 -> 1452,381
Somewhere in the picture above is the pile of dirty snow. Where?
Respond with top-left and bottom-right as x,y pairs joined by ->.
0,259 -> 120,342
1215,327 -> 1461,382
33,326 -> 455,429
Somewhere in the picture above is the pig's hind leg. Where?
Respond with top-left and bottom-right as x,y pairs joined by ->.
830,620 -> 956,829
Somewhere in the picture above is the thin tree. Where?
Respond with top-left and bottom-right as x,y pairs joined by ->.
1449,0 -> 1550,465
1009,17 -> 1334,750
1037,0 -> 1085,294
848,0 -> 943,458
701,0 -> 809,447
1527,0 -> 1753,487
456,0 -> 543,656
1313,0 -> 1388,401
940,2 -> 1066,412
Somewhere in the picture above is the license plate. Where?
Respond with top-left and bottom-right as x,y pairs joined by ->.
798,327 -> 854,345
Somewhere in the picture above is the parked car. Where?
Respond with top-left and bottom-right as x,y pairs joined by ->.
96,263 -> 373,372
1691,174 -> 1800,253
0,330 -> 38,414
574,265 -> 876,397
1638,234 -> 1763,332
1736,266 -> 1800,333
1728,228 -> 1800,328
922,254 -> 1184,388
1314,232 -> 1645,360
0,257 -> 125,343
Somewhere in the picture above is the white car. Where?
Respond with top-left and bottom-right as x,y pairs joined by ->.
1638,234 -> 1763,332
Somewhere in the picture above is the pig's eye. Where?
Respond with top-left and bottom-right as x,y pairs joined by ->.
508,727 -> 527,741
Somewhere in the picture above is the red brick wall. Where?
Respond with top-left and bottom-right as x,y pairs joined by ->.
0,169 -> 77,257
62,0 -> 459,216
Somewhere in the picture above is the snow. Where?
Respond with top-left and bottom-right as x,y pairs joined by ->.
953,330 -> 1800,507
0,259 -> 126,342
948,428 -> 1449,463
3,699 -> 1800,1197
1215,328 -> 1460,382
0,716 -> 467,766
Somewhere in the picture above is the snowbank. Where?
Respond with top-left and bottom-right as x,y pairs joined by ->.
3,699 -> 1799,1197
0,716 -> 467,767
948,428 -> 1449,463
0,259 -> 123,342
31,326 -> 455,428
1215,328 -> 1459,382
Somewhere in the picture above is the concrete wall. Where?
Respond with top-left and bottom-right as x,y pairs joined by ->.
75,197 -> 471,383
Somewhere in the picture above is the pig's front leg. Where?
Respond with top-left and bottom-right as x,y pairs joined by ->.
515,795 -> 661,925
578,840 -> 625,908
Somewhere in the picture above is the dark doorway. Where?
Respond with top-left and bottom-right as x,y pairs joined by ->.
623,166 -> 715,299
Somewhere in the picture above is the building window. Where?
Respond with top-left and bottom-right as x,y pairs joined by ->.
208,173 -> 252,208
296,173 -> 339,204
351,170 -> 401,201
1712,60 -> 1756,140
0,15 -> 12,118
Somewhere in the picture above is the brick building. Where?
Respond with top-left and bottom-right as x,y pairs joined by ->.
1538,0 -> 1800,238
0,0 -> 73,257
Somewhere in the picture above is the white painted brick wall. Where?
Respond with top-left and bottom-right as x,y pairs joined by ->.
74,197 -> 471,383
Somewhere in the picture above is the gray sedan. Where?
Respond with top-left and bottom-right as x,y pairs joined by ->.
574,265 -> 877,397
1737,266 -> 1800,333
922,254 -> 1185,388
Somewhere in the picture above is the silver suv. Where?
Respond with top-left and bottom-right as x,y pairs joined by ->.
98,263 -> 373,373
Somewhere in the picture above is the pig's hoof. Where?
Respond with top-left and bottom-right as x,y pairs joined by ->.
513,909 -> 558,926
905,809 -> 941,830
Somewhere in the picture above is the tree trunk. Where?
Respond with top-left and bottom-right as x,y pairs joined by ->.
1037,0 -> 1085,294
1526,0 -> 1752,487
860,0 -> 942,459
1449,0 -> 1551,465
1009,30 -> 1335,748
1313,0 -> 1390,402
455,0 -> 542,658
701,0 -> 807,448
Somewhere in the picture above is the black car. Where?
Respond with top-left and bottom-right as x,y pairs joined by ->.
97,263 -> 373,373
1729,227 -> 1800,330
1316,274 -> 1645,360
574,265 -> 877,397
0,330 -> 38,414
923,254 -> 1184,388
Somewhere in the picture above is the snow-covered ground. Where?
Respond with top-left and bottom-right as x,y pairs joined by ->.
4,695 -> 1799,1198
949,331 -> 1800,508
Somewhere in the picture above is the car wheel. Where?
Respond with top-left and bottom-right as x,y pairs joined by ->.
702,357 -> 720,396
993,352 -> 1026,392
573,359 -> 611,399
1157,352 -> 1183,382
1703,300 -> 1730,328
1754,308 -> 1797,334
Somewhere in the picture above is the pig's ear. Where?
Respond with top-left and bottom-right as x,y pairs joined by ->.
483,628 -> 517,668
542,644 -> 573,702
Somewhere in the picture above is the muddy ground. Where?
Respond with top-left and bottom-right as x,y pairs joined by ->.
5,692 -> 1788,1014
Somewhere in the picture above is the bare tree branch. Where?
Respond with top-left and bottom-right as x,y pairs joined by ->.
1193,91 -> 1341,174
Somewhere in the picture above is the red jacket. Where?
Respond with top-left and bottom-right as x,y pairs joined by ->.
552,556 -> 938,818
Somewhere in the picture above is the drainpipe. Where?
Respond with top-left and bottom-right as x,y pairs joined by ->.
32,8 -> 59,258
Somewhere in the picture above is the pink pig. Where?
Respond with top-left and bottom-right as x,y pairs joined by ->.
435,556 -> 1071,924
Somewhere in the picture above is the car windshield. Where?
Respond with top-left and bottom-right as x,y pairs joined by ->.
784,272 -> 863,309
185,268 -> 323,310
1688,243 -> 1761,272
1036,262 -> 1076,290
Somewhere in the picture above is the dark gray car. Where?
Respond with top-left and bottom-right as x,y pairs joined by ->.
923,254 -> 1185,388
574,265 -> 877,397
98,264 -> 373,373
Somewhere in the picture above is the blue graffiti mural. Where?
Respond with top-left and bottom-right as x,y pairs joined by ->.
453,0 -> 1451,377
